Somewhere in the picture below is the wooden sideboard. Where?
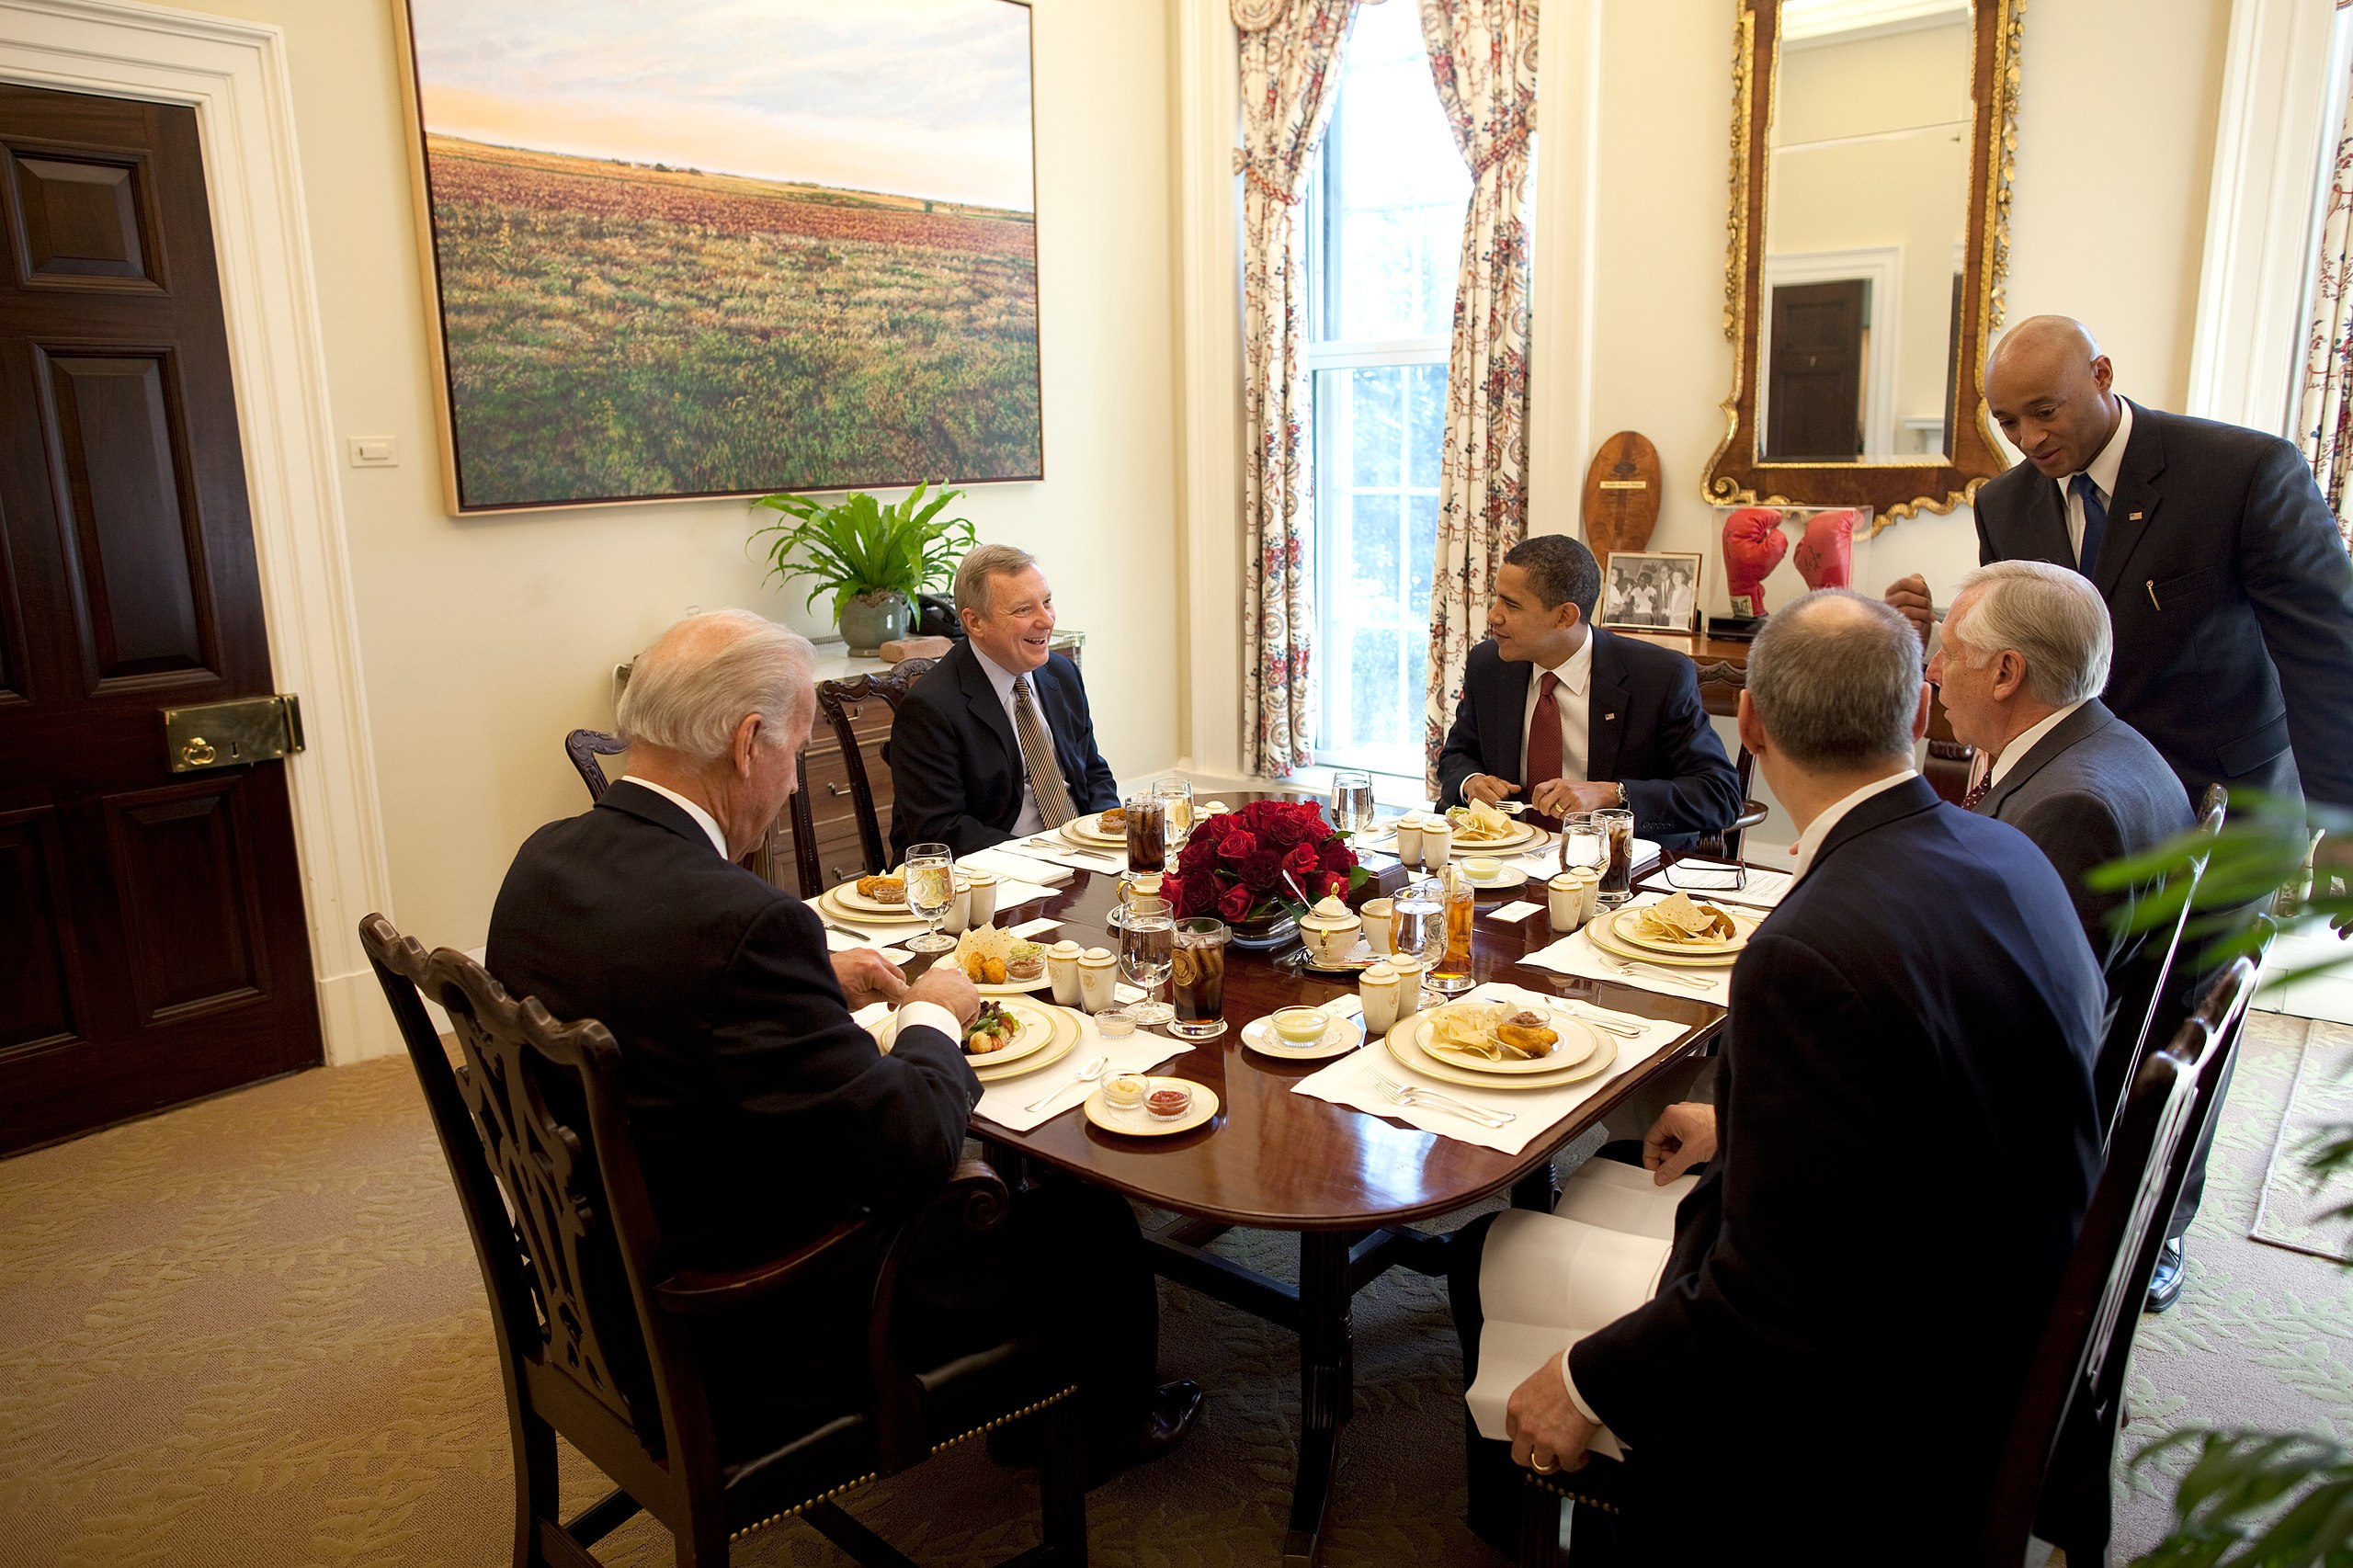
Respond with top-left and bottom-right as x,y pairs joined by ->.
1620,631 -> 1976,804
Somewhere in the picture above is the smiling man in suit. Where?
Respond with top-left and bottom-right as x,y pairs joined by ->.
1438,533 -> 1741,844
889,544 -> 1120,860
1887,314 -> 2353,812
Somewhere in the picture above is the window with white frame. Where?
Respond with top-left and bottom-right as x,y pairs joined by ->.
1304,2 -> 1469,781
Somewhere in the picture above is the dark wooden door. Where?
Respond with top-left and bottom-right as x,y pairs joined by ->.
0,85 -> 320,1155
1764,278 -> 1866,461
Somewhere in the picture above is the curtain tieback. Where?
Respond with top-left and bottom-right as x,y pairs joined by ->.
1469,117 -> 1533,180
1233,149 -> 1304,205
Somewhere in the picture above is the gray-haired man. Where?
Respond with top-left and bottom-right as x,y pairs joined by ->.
890,544 -> 1120,858
1929,561 -> 2199,1306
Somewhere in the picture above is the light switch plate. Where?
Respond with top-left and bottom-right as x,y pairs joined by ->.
347,436 -> 398,467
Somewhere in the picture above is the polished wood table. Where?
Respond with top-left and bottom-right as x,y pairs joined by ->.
917,796 -> 1728,1565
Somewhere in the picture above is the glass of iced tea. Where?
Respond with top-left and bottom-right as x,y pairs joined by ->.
1124,793 -> 1167,875
1427,863 -> 1476,994
1168,917 -> 1230,1040
1593,807 -> 1637,908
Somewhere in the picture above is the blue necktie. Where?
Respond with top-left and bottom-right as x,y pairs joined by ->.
2071,472 -> 2109,578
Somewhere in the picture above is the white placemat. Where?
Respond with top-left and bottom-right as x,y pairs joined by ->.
848,1000 -> 1180,1133
1290,981 -> 1689,1154
1517,893 -> 1736,1006
979,878 -> 1062,914
961,846 -> 1075,887
1635,860 -> 1793,910
999,835 -> 1126,877
824,929 -> 912,964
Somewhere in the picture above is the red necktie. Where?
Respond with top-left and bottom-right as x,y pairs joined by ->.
1524,673 -> 1563,830
1962,775 -> 1993,811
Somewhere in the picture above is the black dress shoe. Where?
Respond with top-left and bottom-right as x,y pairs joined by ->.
1126,1379 -> 1204,1468
989,1380 -> 1204,1482
2144,1236 -> 2188,1313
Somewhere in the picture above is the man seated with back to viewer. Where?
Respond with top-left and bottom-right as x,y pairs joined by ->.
1930,560 -> 2194,1123
488,609 -> 1199,1471
1437,534 -> 1741,845
890,543 -> 1119,860
1449,592 -> 2103,1560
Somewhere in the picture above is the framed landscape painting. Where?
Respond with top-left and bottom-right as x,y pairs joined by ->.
394,0 -> 1042,513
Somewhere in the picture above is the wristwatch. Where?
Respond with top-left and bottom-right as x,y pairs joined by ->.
1613,782 -> 1629,809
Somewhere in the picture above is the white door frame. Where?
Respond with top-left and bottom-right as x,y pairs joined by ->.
0,0 -> 397,1064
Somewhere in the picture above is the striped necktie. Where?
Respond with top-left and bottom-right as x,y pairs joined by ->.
1013,676 -> 1076,829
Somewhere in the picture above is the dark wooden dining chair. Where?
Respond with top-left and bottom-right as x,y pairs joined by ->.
566,727 -> 824,899
1691,744 -> 1770,863
2095,783 -> 2229,1144
1983,943 -> 2266,1566
358,913 -> 1086,1568
815,658 -> 936,875
565,728 -> 630,802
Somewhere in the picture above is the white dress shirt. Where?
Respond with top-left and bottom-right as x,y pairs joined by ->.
1987,699 -> 2087,791
1787,768 -> 1917,885
1518,634 -> 1594,785
972,644 -> 1060,836
624,778 -> 958,1043
2057,398 -> 2132,568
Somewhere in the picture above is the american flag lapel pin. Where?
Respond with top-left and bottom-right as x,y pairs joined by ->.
2129,510 -> 2144,521
1605,711 -> 1618,722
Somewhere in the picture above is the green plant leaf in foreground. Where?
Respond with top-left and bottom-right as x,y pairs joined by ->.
2131,1429 -> 2353,1567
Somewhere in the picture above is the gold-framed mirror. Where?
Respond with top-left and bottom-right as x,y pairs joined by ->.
1704,0 -> 2024,528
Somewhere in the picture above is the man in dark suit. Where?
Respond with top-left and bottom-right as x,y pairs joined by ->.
1458,592 -> 2103,1558
1888,314 -> 2353,811
890,544 -> 1120,859
1436,534 -> 1741,845
1931,560 -> 2196,1114
489,608 -> 1198,1468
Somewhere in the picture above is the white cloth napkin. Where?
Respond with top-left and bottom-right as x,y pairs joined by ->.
979,878 -> 1062,914
1516,892 -> 1736,1006
1290,980 -> 1690,1154
972,1013 -> 1187,1133
997,835 -> 1126,877
960,846 -> 1075,887
1635,860 -> 1792,910
824,929 -> 912,964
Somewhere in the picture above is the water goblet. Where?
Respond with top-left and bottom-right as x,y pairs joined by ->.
903,843 -> 958,954
1120,895 -> 1176,1028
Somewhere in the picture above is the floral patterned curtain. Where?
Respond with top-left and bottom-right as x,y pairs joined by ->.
1234,0 -> 1363,777
2301,43 -> 2353,556
1416,0 -> 1540,792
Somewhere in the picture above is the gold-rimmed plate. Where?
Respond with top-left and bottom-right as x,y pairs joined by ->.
1063,814 -> 1131,848
1084,1076 -> 1220,1136
1385,1013 -> 1619,1090
972,1006 -> 1084,1081
1409,1007 -> 1602,1075
1241,1010 -> 1365,1061
870,996 -> 1057,1067
817,887 -> 930,926
1585,908 -> 1742,968
1601,901 -> 1756,957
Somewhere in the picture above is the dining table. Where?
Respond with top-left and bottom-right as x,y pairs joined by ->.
898,792 -> 1731,1566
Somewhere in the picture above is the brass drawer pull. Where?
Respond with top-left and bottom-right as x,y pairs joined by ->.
827,782 -> 853,797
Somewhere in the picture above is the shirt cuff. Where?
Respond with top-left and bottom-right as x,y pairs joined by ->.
896,1001 -> 962,1045
1558,1348 -> 1600,1425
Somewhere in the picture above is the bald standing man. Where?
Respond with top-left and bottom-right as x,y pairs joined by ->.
1887,315 -> 2353,811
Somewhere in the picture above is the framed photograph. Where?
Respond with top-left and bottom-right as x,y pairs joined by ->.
392,0 -> 1043,513
1599,551 -> 1704,633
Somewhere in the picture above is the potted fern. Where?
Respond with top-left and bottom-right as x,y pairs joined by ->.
749,482 -> 978,654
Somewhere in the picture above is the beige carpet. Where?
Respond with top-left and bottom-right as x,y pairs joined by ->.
1,1015 -> 2345,1566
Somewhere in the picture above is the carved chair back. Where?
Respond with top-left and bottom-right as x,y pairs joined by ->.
564,727 -> 824,900
815,658 -> 937,875
564,728 -> 630,802
358,915 -> 715,1506
1984,947 -> 2265,1563
1687,661 -> 1770,862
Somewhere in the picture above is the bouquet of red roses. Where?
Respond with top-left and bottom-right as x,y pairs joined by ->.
1162,799 -> 1372,925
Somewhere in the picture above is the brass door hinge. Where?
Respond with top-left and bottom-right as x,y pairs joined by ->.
162,694 -> 305,773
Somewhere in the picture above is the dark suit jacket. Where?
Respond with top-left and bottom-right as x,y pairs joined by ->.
1974,699 -> 2195,1118
1434,629 -> 1742,847
1974,400 -> 2353,808
888,641 -> 1120,858
486,782 -> 979,1268
1568,778 -> 2103,1546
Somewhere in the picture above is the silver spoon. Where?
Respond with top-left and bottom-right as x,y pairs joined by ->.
1027,1054 -> 1109,1113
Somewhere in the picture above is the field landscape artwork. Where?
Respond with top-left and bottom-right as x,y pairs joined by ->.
401,0 -> 1040,511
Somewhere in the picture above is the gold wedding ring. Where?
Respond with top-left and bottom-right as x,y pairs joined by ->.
1529,1453 -> 1559,1474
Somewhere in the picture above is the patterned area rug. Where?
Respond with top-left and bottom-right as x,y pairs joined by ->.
0,1015 -> 2345,1566
2250,1019 -> 2353,1263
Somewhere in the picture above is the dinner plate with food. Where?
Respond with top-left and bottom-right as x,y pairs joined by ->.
1441,799 -> 1539,852
826,872 -> 935,918
1608,891 -> 1756,955
870,995 -> 1069,1069
948,925 -> 1053,994
1061,810 -> 1131,848
1084,1074 -> 1220,1137
1583,899 -> 1747,969
1385,1002 -> 1619,1090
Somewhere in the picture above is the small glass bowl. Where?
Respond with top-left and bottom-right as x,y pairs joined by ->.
1095,1007 -> 1139,1038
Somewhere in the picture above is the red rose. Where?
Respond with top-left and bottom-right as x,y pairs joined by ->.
1176,875 -> 1217,917
1281,842 -> 1321,881
1218,881 -> 1253,921
1239,850 -> 1281,891
1319,870 -> 1349,900
1217,828 -> 1259,861
1179,837 -> 1218,876
1318,837 -> 1355,874
1259,811 -> 1306,849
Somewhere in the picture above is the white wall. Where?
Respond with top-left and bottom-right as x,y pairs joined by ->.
187,0 -> 1181,953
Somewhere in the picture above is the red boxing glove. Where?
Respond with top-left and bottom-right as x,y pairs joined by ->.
1794,508 -> 1859,590
1722,507 -> 1789,614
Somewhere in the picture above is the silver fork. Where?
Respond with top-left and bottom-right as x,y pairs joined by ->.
1368,1072 -> 1515,1127
1566,1004 -> 1644,1038
1026,836 -> 1120,865
1608,960 -> 1714,991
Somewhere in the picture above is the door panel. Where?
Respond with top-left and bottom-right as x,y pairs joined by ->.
105,778 -> 267,1022
1764,278 -> 1866,462
6,147 -> 160,288
0,806 -> 78,1053
0,85 -> 319,1154
40,346 -> 213,682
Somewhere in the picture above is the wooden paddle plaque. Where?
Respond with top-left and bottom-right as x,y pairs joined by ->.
1581,431 -> 1663,556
